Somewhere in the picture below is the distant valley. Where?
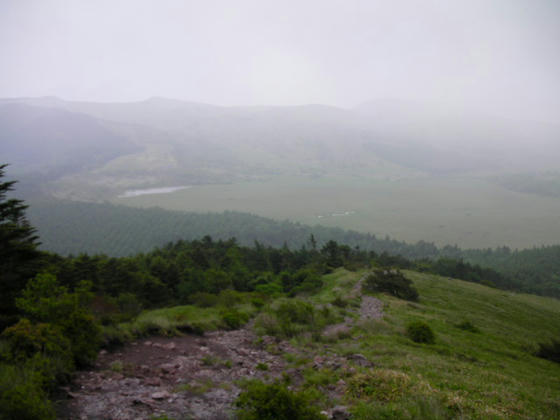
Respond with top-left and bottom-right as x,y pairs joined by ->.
2,96 -> 560,248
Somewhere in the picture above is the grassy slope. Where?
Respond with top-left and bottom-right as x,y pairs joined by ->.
122,269 -> 560,418
338,270 -> 560,418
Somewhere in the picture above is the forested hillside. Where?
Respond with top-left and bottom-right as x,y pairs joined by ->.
27,199 -> 560,298
27,199 -> 444,258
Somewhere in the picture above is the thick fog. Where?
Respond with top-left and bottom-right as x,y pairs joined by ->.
0,0 -> 559,123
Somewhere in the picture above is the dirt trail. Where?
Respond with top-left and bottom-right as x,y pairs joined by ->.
63,329 -> 297,420
61,273 -> 382,420
323,272 -> 384,338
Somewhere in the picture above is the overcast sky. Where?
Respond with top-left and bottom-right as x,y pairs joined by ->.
1,0 -> 559,122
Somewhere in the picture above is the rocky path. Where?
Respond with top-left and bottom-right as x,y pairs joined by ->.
61,273 -> 383,420
63,330 -> 298,420
323,272 -> 384,338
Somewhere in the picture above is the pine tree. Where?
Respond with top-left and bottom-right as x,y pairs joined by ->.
0,164 -> 42,329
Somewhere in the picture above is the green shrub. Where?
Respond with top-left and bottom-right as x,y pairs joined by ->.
254,313 -> 281,336
218,289 -> 245,307
60,310 -> 102,367
0,363 -> 56,420
189,292 -> 219,308
15,274 -> 102,368
406,321 -> 435,344
235,380 -> 326,420
220,309 -> 249,330
116,293 -> 143,320
250,297 -> 265,308
256,362 -> 269,371
536,338 -> 560,363
286,269 -> 323,296
276,299 -> 315,325
1,319 -> 69,362
347,369 -> 411,401
350,397 -> 451,420
100,324 -> 133,349
255,282 -> 284,297
331,296 -> 349,308
275,299 -> 315,337
363,269 -> 419,301
455,320 -> 480,333
1,319 -> 74,386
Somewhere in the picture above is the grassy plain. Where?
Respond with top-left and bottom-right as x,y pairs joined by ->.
114,175 -> 560,249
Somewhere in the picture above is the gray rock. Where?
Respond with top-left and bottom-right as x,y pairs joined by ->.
151,391 -> 171,400
331,405 -> 351,420
346,353 -> 372,367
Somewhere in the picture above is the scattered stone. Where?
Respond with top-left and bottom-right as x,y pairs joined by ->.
151,391 -> 171,400
162,342 -> 176,350
144,377 -> 161,386
159,363 -> 176,373
143,341 -> 152,346
346,353 -> 372,367
331,405 -> 351,420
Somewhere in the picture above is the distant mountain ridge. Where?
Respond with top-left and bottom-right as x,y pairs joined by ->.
1,96 -> 559,200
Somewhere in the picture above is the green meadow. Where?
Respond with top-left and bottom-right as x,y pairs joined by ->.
114,175 -> 560,249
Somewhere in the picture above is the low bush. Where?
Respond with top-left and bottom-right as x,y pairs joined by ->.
362,269 -> 419,301
15,274 -> 102,367
218,289 -> 245,307
406,321 -> 435,344
0,363 -> 56,420
331,295 -> 349,308
100,325 -> 133,349
250,297 -> 265,308
347,369 -> 411,401
276,299 -> 315,325
254,313 -> 281,336
536,338 -> 560,363
1,319 -> 74,386
189,292 -> 220,308
455,320 -> 480,333
59,310 -> 102,367
220,309 -> 249,330
255,299 -> 338,339
235,380 -> 326,420
275,299 -> 316,337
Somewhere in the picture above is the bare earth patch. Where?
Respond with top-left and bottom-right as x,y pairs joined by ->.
62,329 -> 297,420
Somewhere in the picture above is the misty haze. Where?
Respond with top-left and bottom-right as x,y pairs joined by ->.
1,1 -> 560,419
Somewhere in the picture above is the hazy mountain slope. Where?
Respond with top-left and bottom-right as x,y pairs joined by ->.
0,103 -> 139,179
2,96 -> 560,201
356,99 -> 560,172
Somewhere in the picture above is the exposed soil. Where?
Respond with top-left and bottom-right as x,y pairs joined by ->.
62,329 -> 299,420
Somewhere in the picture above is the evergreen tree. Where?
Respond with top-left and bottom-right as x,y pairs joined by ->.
0,164 -> 42,329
